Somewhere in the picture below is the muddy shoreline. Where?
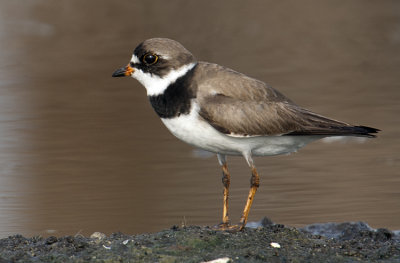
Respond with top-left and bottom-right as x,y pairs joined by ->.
1,219 -> 399,262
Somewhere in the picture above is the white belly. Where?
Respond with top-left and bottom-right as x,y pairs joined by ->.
160,104 -> 321,157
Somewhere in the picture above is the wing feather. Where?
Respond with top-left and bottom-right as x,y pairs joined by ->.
194,63 -> 378,138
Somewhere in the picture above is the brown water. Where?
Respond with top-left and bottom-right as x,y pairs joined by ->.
0,1 -> 399,238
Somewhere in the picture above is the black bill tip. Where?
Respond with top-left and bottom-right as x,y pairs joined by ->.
112,67 -> 127,77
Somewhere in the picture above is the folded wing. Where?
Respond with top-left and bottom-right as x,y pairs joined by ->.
199,94 -> 378,137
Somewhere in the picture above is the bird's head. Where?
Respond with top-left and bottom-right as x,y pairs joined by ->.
112,38 -> 197,96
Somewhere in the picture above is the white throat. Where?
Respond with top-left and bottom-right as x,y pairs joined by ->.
131,61 -> 197,96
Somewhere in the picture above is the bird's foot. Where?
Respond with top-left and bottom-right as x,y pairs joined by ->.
212,222 -> 245,232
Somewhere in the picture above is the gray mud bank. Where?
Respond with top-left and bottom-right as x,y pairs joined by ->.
1,219 -> 399,263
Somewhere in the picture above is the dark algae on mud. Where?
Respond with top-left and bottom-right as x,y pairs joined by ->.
1,220 -> 399,263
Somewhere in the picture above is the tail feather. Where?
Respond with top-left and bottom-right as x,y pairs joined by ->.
284,107 -> 380,138
351,125 -> 380,137
285,125 -> 380,138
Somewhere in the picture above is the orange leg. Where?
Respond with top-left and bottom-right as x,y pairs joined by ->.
238,166 -> 260,230
221,163 -> 231,226
214,154 -> 260,231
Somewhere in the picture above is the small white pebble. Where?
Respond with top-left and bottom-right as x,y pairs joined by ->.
90,232 -> 106,240
270,242 -> 281,248
102,245 -> 111,250
201,257 -> 231,263
122,239 -> 130,245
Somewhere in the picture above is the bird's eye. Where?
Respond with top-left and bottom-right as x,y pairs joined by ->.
142,53 -> 158,65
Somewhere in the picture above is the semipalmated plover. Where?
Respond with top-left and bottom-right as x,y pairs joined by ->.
112,38 -> 379,230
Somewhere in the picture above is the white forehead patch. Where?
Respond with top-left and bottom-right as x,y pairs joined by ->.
131,62 -> 197,96
130,55 -> 140,64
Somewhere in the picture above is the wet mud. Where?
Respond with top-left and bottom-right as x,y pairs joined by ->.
1,219 -> 399,263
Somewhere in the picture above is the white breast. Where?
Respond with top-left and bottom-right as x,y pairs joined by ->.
160,102 -> 321,157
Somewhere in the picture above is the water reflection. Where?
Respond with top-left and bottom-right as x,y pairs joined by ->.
0,1 -> 399,237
